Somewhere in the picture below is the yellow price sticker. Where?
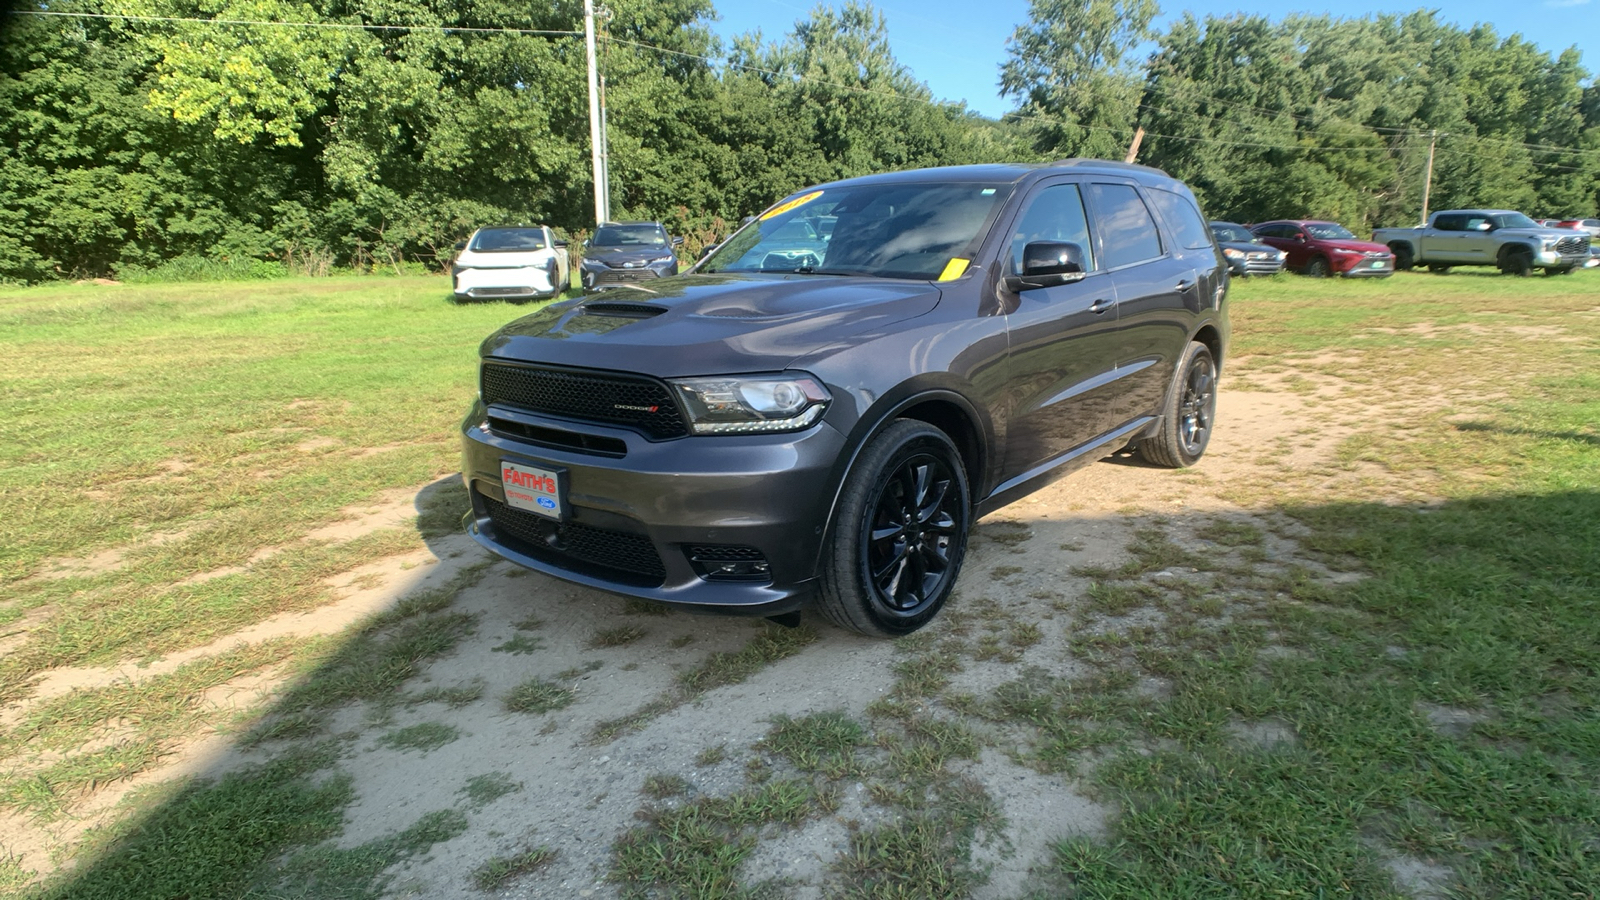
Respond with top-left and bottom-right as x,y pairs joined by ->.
759,190 -> 824,221
937,258 -> 970,282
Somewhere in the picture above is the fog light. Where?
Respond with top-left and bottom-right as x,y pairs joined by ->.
686,545 -> 773,582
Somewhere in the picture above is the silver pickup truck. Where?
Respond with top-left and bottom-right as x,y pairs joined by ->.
1373,210 -> 1590,276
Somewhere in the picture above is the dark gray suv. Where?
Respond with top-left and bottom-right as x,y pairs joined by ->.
460,161 -> 1229,636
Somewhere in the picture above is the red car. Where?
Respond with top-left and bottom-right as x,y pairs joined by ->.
1557,218 -> 1600,238
1250,220 -> 1394,278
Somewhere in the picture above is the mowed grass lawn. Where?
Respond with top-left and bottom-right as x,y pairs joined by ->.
1,270 -> 1598,897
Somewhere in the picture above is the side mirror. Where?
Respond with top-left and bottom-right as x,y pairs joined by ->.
698,244 -> 719,260
1004,241 -> 1087,292
454,240 -> 467,251
554,239 -> 568,248
581,239 -> 591,250
741,216 -> 757,226
671,236 -> 684,247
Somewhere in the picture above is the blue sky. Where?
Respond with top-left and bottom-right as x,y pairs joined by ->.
706,0 -> 1599,119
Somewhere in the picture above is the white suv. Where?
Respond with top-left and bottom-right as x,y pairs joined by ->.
452,226 -> 571,301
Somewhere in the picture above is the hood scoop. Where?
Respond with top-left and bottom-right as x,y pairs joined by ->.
581,301 -> 668,319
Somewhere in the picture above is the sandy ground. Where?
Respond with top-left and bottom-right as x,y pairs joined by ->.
2,378 -> 1430,897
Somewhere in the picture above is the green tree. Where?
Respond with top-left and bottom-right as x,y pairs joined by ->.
999,0 -> 1159,159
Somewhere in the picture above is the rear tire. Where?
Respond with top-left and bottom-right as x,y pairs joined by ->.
816,420 -> 971,637
1139,341 -> 1218,469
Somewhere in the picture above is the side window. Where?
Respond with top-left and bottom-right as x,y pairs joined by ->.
1008,184 -> 1095,274
1434,215 -> 1461,232
1253,223 -> 1279,239
1088,183 -> 1164,269
1146,188 -> 1213,250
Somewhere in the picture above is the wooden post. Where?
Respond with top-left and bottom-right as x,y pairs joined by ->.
1124,126 -> 1145,164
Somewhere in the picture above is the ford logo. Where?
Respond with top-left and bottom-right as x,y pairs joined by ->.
537,497 -> 556,510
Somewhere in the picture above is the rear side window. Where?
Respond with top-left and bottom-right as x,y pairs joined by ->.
1434,215 -> 1462,232
1008,184 -> 1095,274
1147,188 -> 1213,250
1088,183 -> 1163,269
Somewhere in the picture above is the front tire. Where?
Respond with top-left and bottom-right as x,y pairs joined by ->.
1304,257 -> 1331,278
817,420 -> 971,637
1502,249 -> 1533,277
1391,244 -> 1414,271
1139,341 -> 1218,469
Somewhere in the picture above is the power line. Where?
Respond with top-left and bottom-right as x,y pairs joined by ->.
11,9 -> 581,37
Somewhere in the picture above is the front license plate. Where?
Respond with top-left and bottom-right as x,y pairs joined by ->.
1372,261 -> 1387,269
501,459 -> 566,521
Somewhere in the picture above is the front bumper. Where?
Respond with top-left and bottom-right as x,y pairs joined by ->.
453,265 -> 561,299
581,262 -> 678,291
1334,255 -> 1394,278
1537,248 -> 1589,269
460,401 -> 846,615
1225,254 -> 1285,276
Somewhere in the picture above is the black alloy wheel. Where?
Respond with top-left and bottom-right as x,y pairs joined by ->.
1139,341 -> 1219,469
817,420 -> 971,637
863,450 -> 961,615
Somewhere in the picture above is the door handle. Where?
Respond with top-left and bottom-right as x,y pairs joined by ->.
1090,298 -> 1115,314
1175,280 -> 1193,292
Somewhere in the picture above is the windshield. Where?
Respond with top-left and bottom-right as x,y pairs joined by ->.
1304,222 -> 1356,240
1210,223 -> 1254,243
702,182 -> 1015,279
471,228 -> 546,252
1491,213 -> 1538,230
592,224 -> 667,248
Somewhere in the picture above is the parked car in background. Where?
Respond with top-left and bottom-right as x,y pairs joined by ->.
1535,219 -> 1570,229
1209,221 -> 1285,276
452,226 -> 569,301
1373,210 -> 1589,276
579,222 -> 682,292
460,160 -> 1229,636
1250,220 -> 1393,277
1557,218 -> 1600,238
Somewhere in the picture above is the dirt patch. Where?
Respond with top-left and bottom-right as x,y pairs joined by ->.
1,346 -> 1464,895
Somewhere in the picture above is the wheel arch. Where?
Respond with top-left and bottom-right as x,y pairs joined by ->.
810,386 -> 992,576
1192,323 -> 1225,374
1497,242 -> 1534,263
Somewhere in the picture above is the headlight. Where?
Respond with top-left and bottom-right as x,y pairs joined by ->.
648,255 -> 675,265
1222,247 -> 1243,259
580,258 -> 605,269
670,373 -> 831,434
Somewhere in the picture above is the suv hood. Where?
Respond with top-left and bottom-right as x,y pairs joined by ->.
481,272 -> 942,377
1320,238 -> 1390,254
586,247 -> 674,266
457,248 -> 553,268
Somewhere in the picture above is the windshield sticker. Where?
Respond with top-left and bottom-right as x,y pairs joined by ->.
759,190 -> 824,221
937,258 -> 970,282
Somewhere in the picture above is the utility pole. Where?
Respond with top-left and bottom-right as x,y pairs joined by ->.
1420,130 -> 1437,226
583,0 -> 610,225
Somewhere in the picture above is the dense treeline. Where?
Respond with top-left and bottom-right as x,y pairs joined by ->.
1,0 -> 1596,282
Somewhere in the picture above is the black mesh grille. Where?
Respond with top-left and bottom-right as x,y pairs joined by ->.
481,362 -> 687,439
1556,236 -> 1588,256
483,495 -> 666,585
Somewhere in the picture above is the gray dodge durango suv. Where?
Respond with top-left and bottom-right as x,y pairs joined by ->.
460,161 -> 1229,636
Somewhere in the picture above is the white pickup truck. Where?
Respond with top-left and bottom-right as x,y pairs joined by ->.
1372,210 -> 1590,276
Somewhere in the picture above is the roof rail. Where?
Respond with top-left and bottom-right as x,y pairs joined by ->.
1050,158 -> 1166,175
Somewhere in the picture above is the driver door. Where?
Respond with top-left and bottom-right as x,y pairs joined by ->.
996,181 -> 1123,479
